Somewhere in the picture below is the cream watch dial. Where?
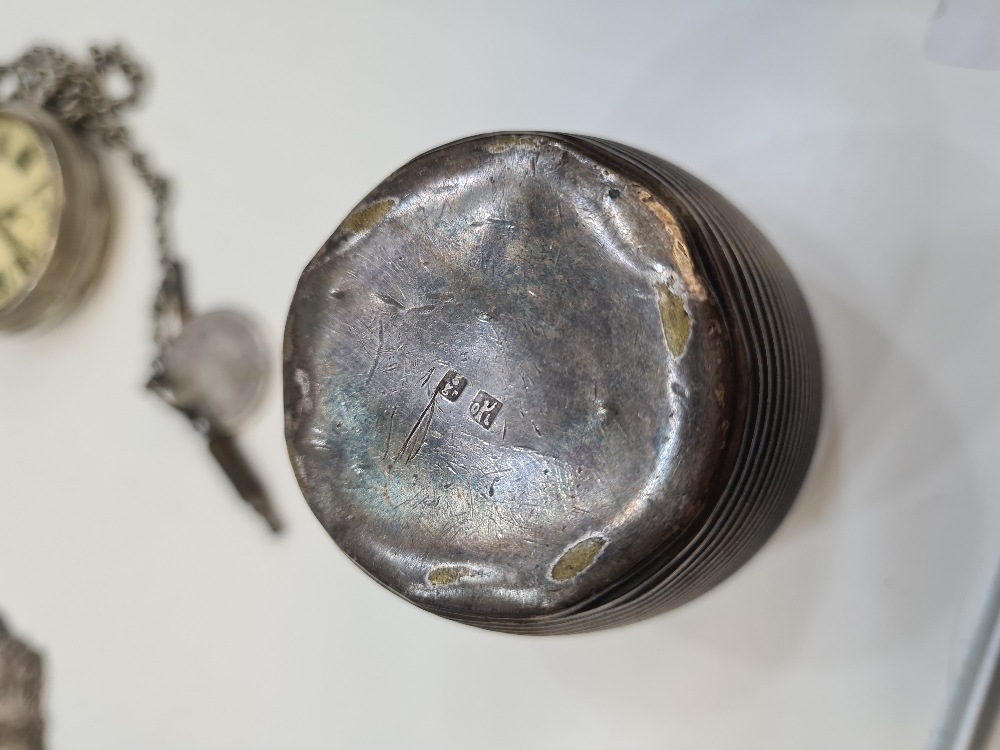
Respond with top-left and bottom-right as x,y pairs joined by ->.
0,113 -> 57,311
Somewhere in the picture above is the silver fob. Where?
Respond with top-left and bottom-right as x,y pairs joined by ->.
150,308 -> 281,532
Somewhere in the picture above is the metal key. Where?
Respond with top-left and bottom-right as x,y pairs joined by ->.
207,431 -> 282,533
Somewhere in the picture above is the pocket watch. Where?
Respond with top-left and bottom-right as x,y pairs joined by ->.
0,104 -> 111,330
1,45 -> 281,531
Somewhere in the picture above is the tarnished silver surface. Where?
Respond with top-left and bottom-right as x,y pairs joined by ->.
0,614 -> 44,750
285,133 -> 823,633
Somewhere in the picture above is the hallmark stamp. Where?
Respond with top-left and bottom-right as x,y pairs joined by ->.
437,369 -> 468,402
469,390 -> 503,429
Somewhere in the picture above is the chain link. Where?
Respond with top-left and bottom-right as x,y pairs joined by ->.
0,44 -> 187,349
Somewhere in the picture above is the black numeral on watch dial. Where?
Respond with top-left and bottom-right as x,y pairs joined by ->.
15,146 -> 36,172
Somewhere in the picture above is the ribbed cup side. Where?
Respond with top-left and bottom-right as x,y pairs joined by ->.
455,138 -> 822,635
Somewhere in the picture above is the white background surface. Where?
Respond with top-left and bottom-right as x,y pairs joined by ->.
2,1 -> 1000,748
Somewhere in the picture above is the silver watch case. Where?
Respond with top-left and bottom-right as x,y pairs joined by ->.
0,103 -> 113,331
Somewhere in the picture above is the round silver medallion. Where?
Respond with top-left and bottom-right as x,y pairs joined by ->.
161,309 -> 270,434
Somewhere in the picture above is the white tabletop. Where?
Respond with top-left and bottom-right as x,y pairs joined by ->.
3,1 -> 999,748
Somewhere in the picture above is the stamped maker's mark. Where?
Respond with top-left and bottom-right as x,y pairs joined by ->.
469,390 -> 503,430
438,370 -> 467,402
394,368 -> 503,462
